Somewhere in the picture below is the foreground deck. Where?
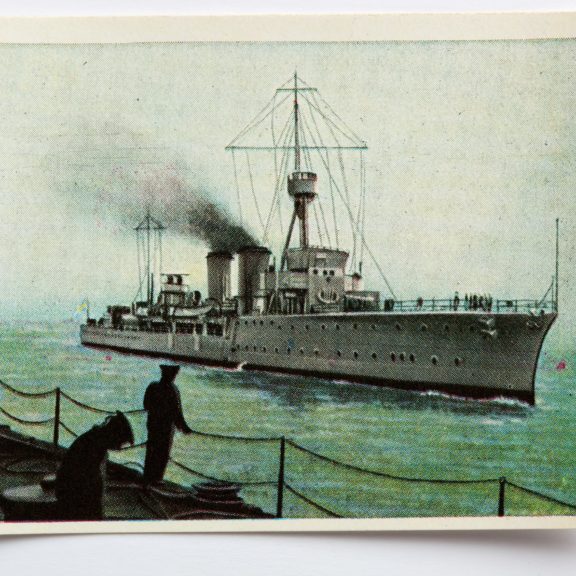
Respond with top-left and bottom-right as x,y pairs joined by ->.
0,425 -> 271,522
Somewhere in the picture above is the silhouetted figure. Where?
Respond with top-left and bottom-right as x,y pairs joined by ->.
453,291 -> 460,311
55,411 -> 134,521
143,365 -> 192,485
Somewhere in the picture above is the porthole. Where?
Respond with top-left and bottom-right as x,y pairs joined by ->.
469,325 -> 475,332
245,320 -> 249,325
275,347 -> 279,353
335,324 -> 340,330
305,325 -> 310,331
260,320 -> 264,326
353,323 -> 358,330
253,345 -> 257,352
321,324 -> 326,330
444,324 -> 450,332
353,351 -> 359,359
262,346 -> 267,352
455,357 -> 463,366
235,320 -> 240,326
420,323 -> 428,332
287,348 -> 291,354
395,323 -> 402,331
400,352 -> 405,361
371,324 -> 376,330
329,270 -> 335,276
245,345 -> 249,351
336,350 -> 342,357
313,268 -> 319,275
278,325 -> 282,330
431,355 -> 438,366
314,349 -> 319,356
253,320 -> 257,326
390,352 -> 396,362
323,270 -> 328,276
409,353 -> 416,363
372,352 -> 378,360
270,320 -> 274,325
299,348 -> 305,355
290,325 -> 295,331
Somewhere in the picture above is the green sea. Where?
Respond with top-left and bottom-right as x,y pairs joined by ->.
0,321 -> 574,518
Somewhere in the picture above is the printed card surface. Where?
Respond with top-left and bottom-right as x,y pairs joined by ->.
0,14 -> 575,534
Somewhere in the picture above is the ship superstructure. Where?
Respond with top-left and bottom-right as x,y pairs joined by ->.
81,74 -> 558,404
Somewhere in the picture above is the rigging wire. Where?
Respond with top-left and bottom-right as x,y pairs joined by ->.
359,151 -> 366,269
133,233 -> 148,304
299,107 -> 332,246
226,91 -> 292,149
300,91 -> 362,147
300,77 -> 366,145
262,107 -> 294,241
246,150 -> 266,237
231,149 -> 244,227
270,90 -> 284,237
306,135 -> 397,299
304,91 -> 340,249
309,90 -> 354,262
158,227 -> 163,282
263,116 -> 295,245
135,227 -> 142,302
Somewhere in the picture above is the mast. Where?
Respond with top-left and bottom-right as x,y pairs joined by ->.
135,211 -> 165,306
146,209 -> 151,303
294,72 -> 301,172
225,74 -> 369,270
555,217 -> 559,312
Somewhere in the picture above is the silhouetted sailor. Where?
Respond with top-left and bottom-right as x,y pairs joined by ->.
55,411 -> 134,521
143,364 -> 192,484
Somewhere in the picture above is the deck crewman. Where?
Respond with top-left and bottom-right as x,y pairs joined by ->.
55,411 -> 134,520
143,364 -> 192,485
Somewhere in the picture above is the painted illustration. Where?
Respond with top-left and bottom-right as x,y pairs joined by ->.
0,37 -> 574,527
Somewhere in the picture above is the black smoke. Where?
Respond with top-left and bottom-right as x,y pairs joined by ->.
149,172 -> 257,253
187,200 -> 257,252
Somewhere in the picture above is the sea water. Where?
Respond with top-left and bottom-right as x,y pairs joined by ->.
0,321 -> 574,518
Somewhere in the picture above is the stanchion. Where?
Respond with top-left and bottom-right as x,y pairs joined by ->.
53,387 -> 61,447
498,477 -> 506,517
276,436 -> 285,518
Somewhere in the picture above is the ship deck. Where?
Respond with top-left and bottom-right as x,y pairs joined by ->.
0,425 -> 271,522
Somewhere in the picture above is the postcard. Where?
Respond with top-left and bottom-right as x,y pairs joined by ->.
0,14 -> 575,535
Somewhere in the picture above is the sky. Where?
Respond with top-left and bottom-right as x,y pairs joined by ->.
0,40 -> 574,340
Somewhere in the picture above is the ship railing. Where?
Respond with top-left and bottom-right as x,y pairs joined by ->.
1,377 -> 575,520
381,298 -> 556,314
494,299 -> 555,313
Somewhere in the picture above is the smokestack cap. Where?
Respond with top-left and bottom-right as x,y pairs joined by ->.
237,245 -> 271,254
207,251 -> 233,259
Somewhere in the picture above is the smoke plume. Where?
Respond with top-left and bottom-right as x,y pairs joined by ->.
52,125 -> 258,253
146,172 -> 258,253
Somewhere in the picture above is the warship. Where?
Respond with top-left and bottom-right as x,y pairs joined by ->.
81,74 -> 558,404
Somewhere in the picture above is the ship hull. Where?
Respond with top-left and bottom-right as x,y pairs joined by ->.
81,311 -> 556,404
